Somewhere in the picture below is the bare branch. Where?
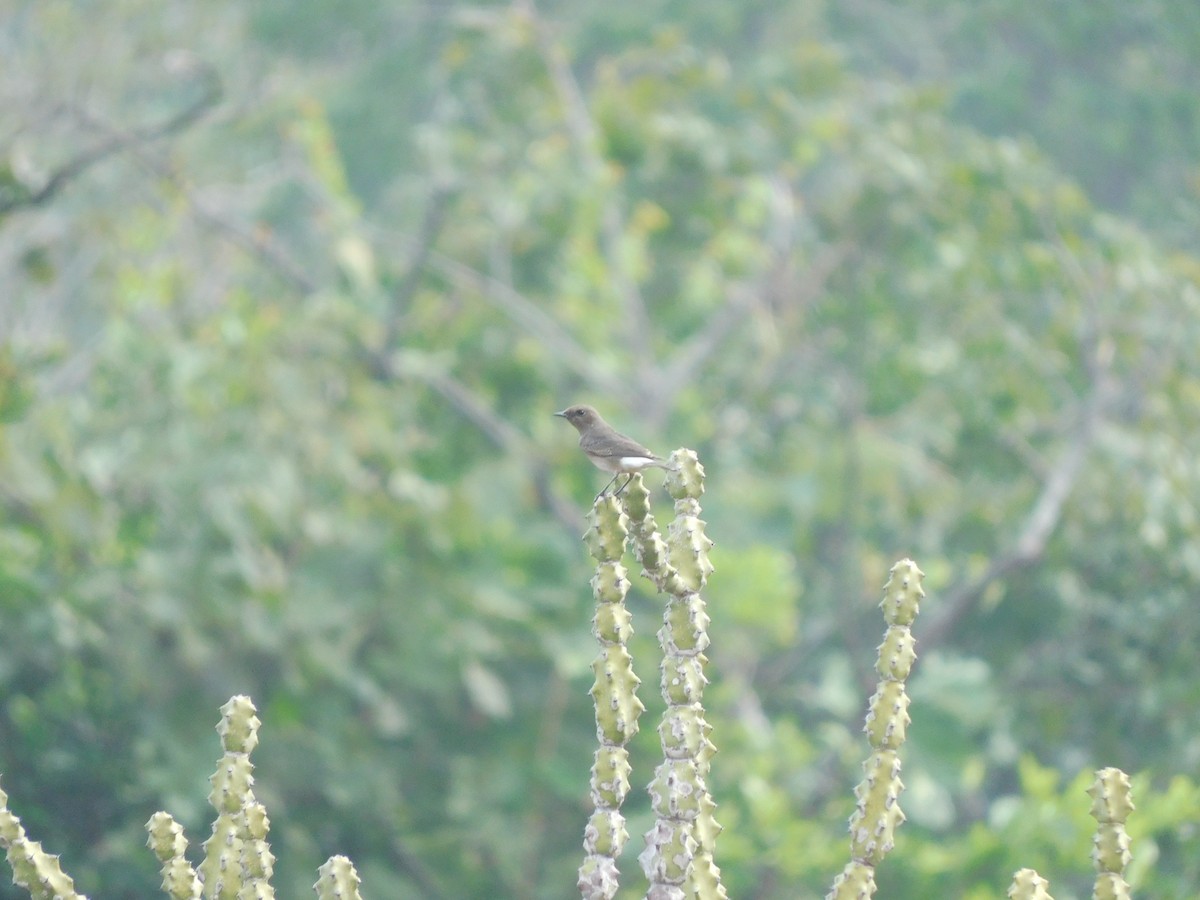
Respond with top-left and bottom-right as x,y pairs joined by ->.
67,100 -> 318,295
368,186 -> 455,378
920,405 -> 1095,649
517,0 -> 654,364
646,288 -> 753,419
412,366 -> 582,532
422,248 -> 621,393
11,59 -> 315,294
922,224 -> 1117,648
421,369 -> 527,452
1,60 -> 222,218
179,188 -> 319,294
113,143 -> 318,294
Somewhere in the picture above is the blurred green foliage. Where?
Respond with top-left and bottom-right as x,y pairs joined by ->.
2,1 -> 1200,898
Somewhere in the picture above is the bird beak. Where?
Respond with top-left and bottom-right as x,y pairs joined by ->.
553,409 -> 568,418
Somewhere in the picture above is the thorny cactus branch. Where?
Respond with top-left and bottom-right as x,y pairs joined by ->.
827,559 -> 925,900
146,812 -> 202,899
1088,768 -> 1134,900
578,495 -> 646,900
313,856 -> 363,900
625,450 -> 725,900
5,695 -> 368,900
194,695 -> 272,900
147,695 -> 358,899
1008,868 -> 1054,899
0,780 -> 88,900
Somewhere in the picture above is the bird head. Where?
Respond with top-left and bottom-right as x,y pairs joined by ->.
554,404 -> 602,433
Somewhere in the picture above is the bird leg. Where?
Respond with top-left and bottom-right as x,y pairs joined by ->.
595,472 -> 622,501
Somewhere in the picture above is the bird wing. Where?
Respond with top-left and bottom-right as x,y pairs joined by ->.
580,429 -> 659,459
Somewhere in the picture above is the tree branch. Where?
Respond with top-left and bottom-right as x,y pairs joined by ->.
383,188 -> 452,353
517,0 -> 655,365
9,60 -> 317,294
422,248 -> 622,393
921,235 -> 1116,648
100,137 -> 318,295
1,58 -> 222,218
920,401 -> 1096,648
408,366 -> 581,532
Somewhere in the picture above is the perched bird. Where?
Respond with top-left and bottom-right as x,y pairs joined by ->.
555,404 -> 670,498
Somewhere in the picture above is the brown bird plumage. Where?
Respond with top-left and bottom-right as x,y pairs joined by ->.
555,404 -> 669,498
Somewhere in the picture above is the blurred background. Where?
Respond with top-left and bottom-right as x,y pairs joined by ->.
2,1 -> 1200,897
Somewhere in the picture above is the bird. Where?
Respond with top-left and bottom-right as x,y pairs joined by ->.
555,404 -> 670,498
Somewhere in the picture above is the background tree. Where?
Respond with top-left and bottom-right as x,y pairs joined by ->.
2,1 -> 1199,897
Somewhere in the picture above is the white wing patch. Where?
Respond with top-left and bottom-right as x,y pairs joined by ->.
618,456 -> 660,471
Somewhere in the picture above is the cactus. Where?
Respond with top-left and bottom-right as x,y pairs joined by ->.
578,494 -> 646,900
625,451 -> 726,900
144,695 -> 355,899
5,837 -> 87,900
827,559 -> 924,899
146,812 -> 203,899
0,475 -> 1167,900
0,780 -> 89,900
3,695 -> 368,899
1008,867 -> 1054,899
1088,768 -> 1134,900
190,696 -> 270,899
313,856 -> 363,900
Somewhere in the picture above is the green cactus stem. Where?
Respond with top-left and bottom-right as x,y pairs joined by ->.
0,783 -> 20,847
6,837 -> 87,900
313,856 -> 363,900
827,559 -> 925,900
148,696 -> 363,898
0,778 -> 88,900
192,695 -> 277,900
146,812 -> 203,899
239,802 -> 275,887
626,452 -> 726,900
4,697 -> 368,900
1008,868 -> 1055,899
578,495 -> 645,900
1088,768 -> 1134,900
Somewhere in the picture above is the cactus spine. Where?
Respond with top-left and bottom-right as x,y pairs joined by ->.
827,559 -> 924,900
1088,767 -> 1133,900
626,451 -> 725,900
578,494 -> 646,900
